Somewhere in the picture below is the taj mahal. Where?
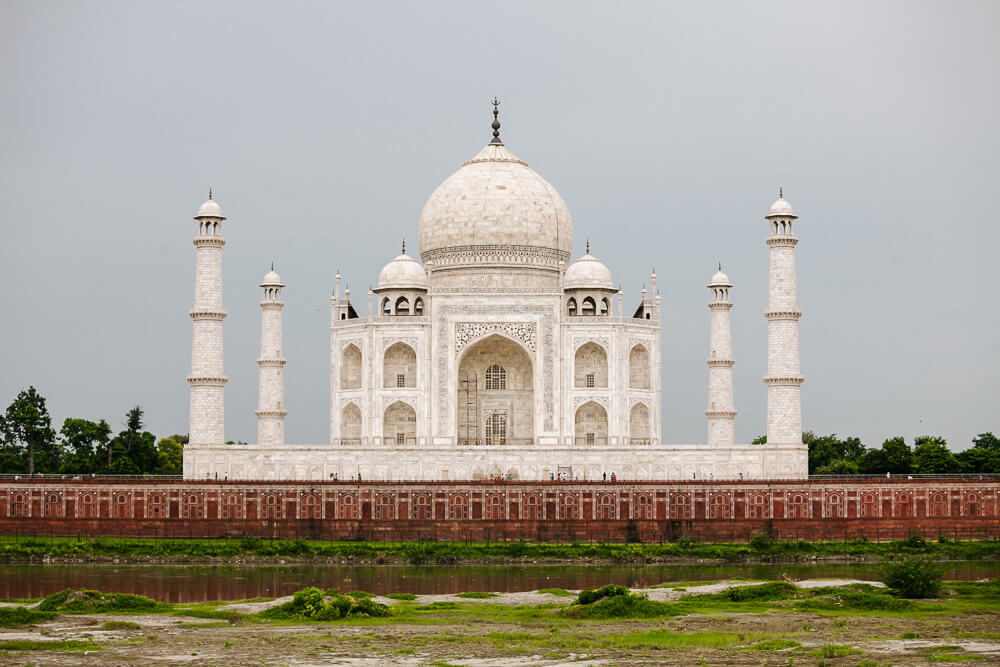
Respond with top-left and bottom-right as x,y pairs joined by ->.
183,105 -> 809,481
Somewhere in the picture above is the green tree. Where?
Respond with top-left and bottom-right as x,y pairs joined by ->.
751,435 -> 767,444
58,418 -> 111,474
805,432 -> 866,473
2,387 -> 58,475
956,432 -> 1000,474
814,458 -> 859,475
857,447 -> 889,474
155,437 -> 183,475
882,437 -> 913,474
912,436 -> 959,474
104,406 -> 158,474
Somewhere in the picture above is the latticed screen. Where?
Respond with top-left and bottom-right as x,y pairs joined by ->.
486,413 -> 507,445
485,364 -> 506,390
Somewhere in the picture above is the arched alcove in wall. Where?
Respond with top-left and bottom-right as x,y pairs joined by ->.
629,344 -> 650,389
341,403 -> 361,441
341,344 -> 362,389
575,401 -> 608,445
383,342 -> 417,388
456,334 -> 534,446
574,342 -> 608,388
383,401 -> 416,445
629,402 -> 650,442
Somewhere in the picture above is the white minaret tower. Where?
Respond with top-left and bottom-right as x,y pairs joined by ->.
188,192 -> 227,445
764,190 -> 804,445
256,265 -> 287,446
706,265 -> 736,447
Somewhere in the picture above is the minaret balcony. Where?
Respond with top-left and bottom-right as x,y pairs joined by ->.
193,237 -> 226,248
705,410 -> 737,418
254,409 -> 287,418
256,358 -> 286,367
189,309 -> 227,321
763,376 -> 804,386
764,310 -> 801,320
766,236 -> 798,248
706,359 -> 735,367
187,376 -> 228,386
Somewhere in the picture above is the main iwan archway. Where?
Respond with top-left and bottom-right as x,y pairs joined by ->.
456,334 -> 534,446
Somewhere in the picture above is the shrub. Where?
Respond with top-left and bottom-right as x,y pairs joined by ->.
881,555 -> 944,598
385,593 -> 416,601
576,584 -> 630,605
258,587 -> 389,620
720,582 -> 797,602
37,589 -> 165,613
749,532 -> 775,552
563,592 -> 680,619
0,607 -> 55,627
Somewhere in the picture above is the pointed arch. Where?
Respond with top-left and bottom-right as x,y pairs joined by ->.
581,296 -> 596,315
383,400 -> 416,445
574,342 -> 608,388
629,402 -> 650,442
413,297 -> 424,315
341,402 -> 361,442
566,297 -> 577,316
383,342 -> 416,388
394,296 -> 410,315
341,344 -> 362,389
629,344 -> 650,389
575,400 -> 608,445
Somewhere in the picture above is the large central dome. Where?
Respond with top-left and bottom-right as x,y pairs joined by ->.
417,142 -> 573,268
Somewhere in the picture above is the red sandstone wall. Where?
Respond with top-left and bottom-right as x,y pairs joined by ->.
0,479 -> 996,543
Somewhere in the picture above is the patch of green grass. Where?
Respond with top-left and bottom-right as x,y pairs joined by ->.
927,655 -> 985,662
415,602 -> 459,611
749,639 -> 801,651
385,593 -> 416,601
812,644 -> 861,658
0,607 -> 56,627
562,593 -> 682,619
101,620 -> 141,630
536,588 -> 572,597
455,592 -> 497,599
393,647 -> 415,654
901,631 -> 919,639
0,639 -> 101,651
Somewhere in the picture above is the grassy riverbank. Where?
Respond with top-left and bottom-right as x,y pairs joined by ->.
1,534 -> 998,563
1,579 -> 999,664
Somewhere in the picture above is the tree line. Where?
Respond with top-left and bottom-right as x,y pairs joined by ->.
0,387 -> 183,476
1,386 -> 996,477
754,431 -> 1000,475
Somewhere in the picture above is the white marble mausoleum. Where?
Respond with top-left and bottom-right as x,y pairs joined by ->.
183,106 -> 809,481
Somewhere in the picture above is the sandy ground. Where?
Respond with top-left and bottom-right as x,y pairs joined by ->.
2,579 -> 999,666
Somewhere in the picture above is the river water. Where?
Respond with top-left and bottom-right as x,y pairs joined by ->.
2,561 -> 997,602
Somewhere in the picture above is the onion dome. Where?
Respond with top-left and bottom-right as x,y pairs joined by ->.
377,251 -> 428,290
260,267 -> 284,287
195,196 -> 225,219
418,143 -> 572,260
564,250 -> 614,290
766,192 -> 797,218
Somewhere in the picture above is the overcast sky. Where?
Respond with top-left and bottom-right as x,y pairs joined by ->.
1,1 -> 997,452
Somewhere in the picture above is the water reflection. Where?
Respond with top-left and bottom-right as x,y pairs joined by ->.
1,562 -> 996,603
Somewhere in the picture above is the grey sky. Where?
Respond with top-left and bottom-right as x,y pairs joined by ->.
1,1 -> 997,452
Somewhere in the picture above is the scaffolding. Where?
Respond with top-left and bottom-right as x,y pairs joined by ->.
459,370 -> 478,445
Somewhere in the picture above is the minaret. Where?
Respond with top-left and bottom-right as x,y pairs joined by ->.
706,265 -> 736,447
188,192 -> 227,445
764,190 -> 804,445
255,265 -> 287,446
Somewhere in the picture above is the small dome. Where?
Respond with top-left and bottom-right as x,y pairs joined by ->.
708,269 -> 731,287
766,196 -> 797,218
195,198 -> 225,219
564,252 -> 614,290
377,253 -> 428,290
260,269 -> 284,287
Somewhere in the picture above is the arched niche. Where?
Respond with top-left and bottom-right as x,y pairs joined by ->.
575,401 -> 608,445
341,344 -> 362,389
383,342 -> 416,388
383,401 -> 416,445
341,403 -> 361,441
629,344 -> 650,390
629,402 -> 650,442
574,342 -> 608,388
457,333 -> 534,446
